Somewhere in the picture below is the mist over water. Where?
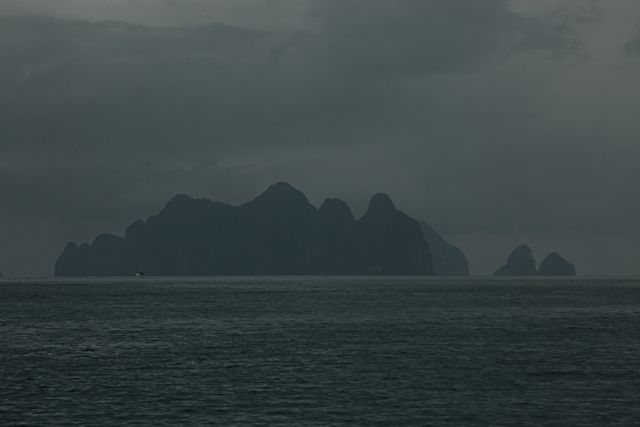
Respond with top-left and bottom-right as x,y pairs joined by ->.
2,277 -> 640,425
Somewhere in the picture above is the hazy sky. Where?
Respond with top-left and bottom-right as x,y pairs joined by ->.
1,0 -> 640,276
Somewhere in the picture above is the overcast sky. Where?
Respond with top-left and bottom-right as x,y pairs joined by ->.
1,0 -> 640,276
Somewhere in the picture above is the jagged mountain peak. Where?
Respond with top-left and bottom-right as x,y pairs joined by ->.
365,193 -> 396,217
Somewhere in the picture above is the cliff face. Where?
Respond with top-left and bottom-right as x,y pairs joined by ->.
494,245 -> 537,276
310,198 -> 360,274
55,183 -> 434,277
358,194 -> 434,275
538,253 -> 576,276
419,222 -> 469,276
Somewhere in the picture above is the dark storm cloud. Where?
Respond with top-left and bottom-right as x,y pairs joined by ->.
0,16 -> 282,153
0,4 -> 577,156
0,0 -> 307,29
302,0 -> 580,75
0,1 -> 639,276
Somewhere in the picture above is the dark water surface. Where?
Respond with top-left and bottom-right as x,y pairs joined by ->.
1,277 -> 640,426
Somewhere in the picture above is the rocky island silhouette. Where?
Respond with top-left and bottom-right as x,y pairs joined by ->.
494,245 -> 576,277
55,182 -> 469,277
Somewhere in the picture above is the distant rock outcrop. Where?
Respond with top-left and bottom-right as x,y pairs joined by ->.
494,245 -> 537,276
55,182 -> 435,277
419,221 -> 469,276
538,253 -> 576,276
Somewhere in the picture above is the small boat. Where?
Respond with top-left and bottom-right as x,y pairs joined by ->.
135,272 -> 145,277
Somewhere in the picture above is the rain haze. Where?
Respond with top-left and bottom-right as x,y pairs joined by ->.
1,0 -> 640,276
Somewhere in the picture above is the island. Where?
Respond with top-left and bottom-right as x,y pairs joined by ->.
55,182 -> 436,277
538,253 -> 576,276
494,245 -> 577,277
494,245 -> 538,276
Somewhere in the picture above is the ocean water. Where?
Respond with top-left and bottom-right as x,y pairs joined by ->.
1,277 -> 639,426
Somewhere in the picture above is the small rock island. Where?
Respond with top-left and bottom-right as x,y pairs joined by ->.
55,182 -> 436,277
494,245 -> 538,276
494,245 -> 577,277
538,252 -> 576,277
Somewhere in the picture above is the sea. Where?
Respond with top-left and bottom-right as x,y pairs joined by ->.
1,277 -> 639,426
